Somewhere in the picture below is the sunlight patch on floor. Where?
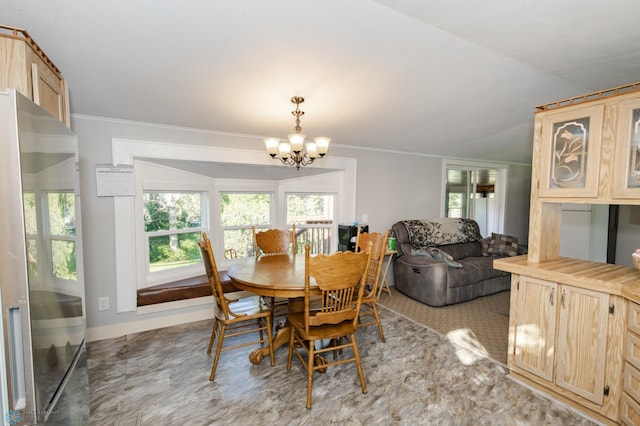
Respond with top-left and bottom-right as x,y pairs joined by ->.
447,328 -> 489,365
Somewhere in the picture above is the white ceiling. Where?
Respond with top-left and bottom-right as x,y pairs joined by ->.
3,0 -> 640,165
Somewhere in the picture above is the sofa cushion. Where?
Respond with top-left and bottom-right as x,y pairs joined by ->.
439,241 -> 483,260
486,233 -> 519,257
399,218 -> 483,249
447,256 -> 509,288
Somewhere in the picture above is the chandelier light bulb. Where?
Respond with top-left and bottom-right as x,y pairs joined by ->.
314,137 -> 331,156
288,133 -> 305,153
264,137 -> 280,156
278,142 -> 291,159
306,142 -> 318,158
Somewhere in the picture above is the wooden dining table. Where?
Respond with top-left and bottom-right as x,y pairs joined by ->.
226,253 -> 319,365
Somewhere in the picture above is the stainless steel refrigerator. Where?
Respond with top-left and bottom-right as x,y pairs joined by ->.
0,90 -> 88,424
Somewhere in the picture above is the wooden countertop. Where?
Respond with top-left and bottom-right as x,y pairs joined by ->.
493,255 -> 640,303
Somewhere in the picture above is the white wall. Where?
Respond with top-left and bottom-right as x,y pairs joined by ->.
72,115 -> 532,339
616,205 -> 640,267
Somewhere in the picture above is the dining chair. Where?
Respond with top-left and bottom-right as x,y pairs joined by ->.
354,229 -> 389,342
252,224 -> 297,257
286,243 -> 372,409
198,232 -> 275,381
252,225 -> 297,322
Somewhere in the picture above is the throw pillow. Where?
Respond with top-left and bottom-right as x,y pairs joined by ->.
480,237 -> 491,257
427,247 -> 463,268
486,233 -> 518,257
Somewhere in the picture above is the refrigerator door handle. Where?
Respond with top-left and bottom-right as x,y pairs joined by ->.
7,307 -> 26,410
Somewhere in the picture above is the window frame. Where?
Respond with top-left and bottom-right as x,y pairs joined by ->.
44,190 -> 78,283
213,179 -> 278,267
218,190 -> 275,259
135,161 -> 212,288
285,192 -> 336,254
441,159 -> 508,237
142,190 -> 207,282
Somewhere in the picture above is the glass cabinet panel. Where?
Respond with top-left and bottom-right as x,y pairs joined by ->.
549,117 -> 589,189
614,98 -> 640,197
539,104 -> 604,198
628,108 -> 640,187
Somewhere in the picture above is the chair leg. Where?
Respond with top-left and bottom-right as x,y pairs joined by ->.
207,318 -> 218,355
287,324 -> 295,370
350,332 -> 367,394
210,323 -> 226,381
271,297 -> 276,324
306,339 -> 315,409
266,316 -> 275,366
371,303 -> 386,342
258,319 -> 264,342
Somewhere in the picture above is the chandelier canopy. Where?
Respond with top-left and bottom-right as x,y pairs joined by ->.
264,96 -> 330,170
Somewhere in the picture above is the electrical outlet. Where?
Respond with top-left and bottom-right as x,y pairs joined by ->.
362,213 -> 368,223
98,297 -> 109,311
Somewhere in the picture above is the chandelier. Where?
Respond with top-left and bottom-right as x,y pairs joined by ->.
264,96 -> 330,170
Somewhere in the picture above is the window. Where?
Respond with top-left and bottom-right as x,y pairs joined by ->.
46,191 -> 77,281
287,193 -> 334,254
220,192 -> 272,258
143,192 -> 205,275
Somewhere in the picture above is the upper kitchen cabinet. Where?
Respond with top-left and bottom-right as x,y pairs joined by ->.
537,104 -> 604,198
533,83 -> 640,203
613,96 -> 640,199
0,25 -> 70,127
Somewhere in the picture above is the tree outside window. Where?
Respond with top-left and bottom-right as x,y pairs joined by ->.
143,192 -> 204,272
47,192 -> 77,281
220,192 -> 271,258
287,193 -> 334,254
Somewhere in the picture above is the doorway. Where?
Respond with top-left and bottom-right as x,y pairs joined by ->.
442,160 -> 507,237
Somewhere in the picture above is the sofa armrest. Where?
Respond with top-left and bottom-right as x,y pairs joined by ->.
393,254 -> 449,306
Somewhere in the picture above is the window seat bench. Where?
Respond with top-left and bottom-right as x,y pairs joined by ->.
136,271 -> 237,306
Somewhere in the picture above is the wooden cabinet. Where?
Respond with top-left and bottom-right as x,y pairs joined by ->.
533,84 -> 640,205
497,82 -> 640,423
613,97 -> 640,199
622,302 -> 640,424
0,25 -> 69,126
513,276 -> 556,380
513,276 -> 611,406
556,284 -> 610,404
538,104 -> 604,198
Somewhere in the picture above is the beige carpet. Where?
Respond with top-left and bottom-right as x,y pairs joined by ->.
377,289 -> 510,365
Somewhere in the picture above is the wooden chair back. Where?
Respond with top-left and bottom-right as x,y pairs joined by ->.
198,232 -> 230,319
355,230 -> 389,296
303,243 -> 371,331
253,224 -> 297,258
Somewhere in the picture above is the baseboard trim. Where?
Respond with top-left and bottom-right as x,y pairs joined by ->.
86,306 -> 213,342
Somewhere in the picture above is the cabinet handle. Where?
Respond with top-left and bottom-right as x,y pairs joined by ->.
550,288 -> 555,306
560,289 -> 566,309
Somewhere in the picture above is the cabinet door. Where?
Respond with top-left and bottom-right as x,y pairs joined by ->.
29,60 -> 67,126
613,97 -> 640,198
514,276 -> 557,381
538,105 -> 604,198
556,285 -> 609,405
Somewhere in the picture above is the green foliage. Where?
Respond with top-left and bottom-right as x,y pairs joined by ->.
48,192 -> 75,236
144,192 -> 203,271
48,192 -> 77,281
144,192 -> 201,232
220,193 -> 270,226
